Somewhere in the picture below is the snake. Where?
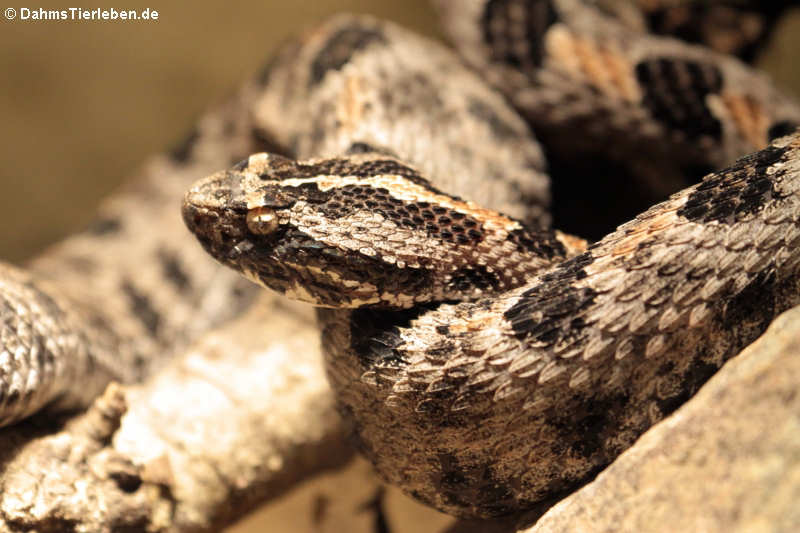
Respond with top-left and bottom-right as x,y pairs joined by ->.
4,0 -> 800,521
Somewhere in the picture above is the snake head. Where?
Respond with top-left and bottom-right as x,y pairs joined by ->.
184,152 -> 566,309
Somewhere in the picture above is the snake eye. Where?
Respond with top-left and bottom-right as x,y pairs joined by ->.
246,206 -> 279,235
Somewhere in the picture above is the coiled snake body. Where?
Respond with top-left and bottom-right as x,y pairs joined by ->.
6,0 -> 800,520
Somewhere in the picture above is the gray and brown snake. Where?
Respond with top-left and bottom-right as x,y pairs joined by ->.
4,0 -> 800,519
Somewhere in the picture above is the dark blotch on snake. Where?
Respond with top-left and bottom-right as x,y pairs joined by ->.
169,126 -> 201,163
508,227 -> 567,259
657,267 -> 779,415
87,217 -> 123,236
505,253 -> 598,341
768,120 -> 799,141
555,392 -> 631,459
467,97 -> 521,140
310,25 -> 387,87
349,308 -> 416,369
435,452 -> 518,517
640,4 -> 792,63
635,58 -> 723,141
482,0 -> 558,72
157,247 -> 192,293
255,41 -> 301,87
449,265 -> 502,292
345,142 -> 399,157
121,280 -> 161,336
720,267 -> 780,339
655,358 -> 720,416
21,279 -> 67,324
677,144 -> 786,224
